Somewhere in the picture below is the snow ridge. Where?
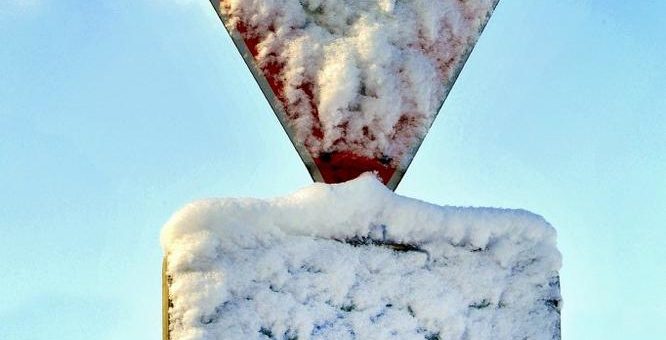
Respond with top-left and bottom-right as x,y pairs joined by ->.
162,174 -> 561,340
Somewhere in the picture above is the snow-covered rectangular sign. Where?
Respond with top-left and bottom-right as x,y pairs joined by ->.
162,175 -> 561,339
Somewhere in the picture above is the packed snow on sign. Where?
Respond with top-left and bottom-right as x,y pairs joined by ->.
220,0 -> 497,165
162,174 -> 561,340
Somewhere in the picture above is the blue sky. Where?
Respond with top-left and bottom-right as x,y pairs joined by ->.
1,0 -> 664,339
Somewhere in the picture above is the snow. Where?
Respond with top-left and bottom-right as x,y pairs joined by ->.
162,174 -> 561,340
220,0 -> 497,164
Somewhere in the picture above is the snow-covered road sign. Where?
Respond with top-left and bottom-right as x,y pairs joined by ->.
162,175 -> 562,339
162,4 -> 563,340
209,0 -> 499,190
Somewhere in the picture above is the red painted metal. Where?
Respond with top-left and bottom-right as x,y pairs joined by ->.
211,0 -> 499,190
235,20 -> 399,186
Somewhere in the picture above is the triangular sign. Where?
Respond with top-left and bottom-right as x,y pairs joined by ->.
209,0 -> 499,190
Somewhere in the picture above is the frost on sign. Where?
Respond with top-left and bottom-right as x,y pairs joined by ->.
162,175 -> 562,339
211,0 -> 499,188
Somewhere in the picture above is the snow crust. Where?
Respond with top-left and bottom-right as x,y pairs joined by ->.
162,174 -> 561,340
221,0 -> 496,163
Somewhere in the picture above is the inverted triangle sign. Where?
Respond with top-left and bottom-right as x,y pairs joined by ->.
209,0 -> 499,190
